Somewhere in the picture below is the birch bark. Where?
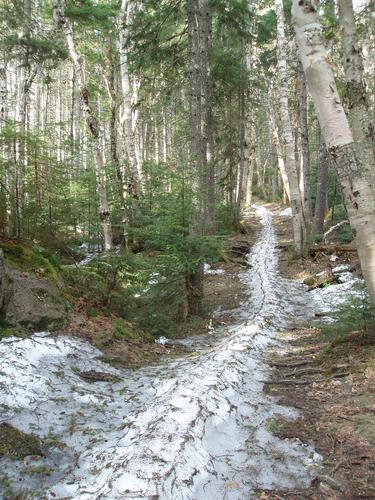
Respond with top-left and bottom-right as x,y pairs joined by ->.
314,130 -> 329,234
53,0 -> 113,251
293,0 -> 375,302
338,0 -> 375,186
117,0 -> 141,226
275,0 -> 306,254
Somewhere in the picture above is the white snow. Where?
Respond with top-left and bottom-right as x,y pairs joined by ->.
204,263 -> 225,275
280,207 -> 292,217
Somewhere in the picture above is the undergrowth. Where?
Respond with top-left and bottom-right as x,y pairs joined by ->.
321,292 -> 375,349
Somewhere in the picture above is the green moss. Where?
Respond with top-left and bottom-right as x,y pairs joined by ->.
28,465 -> 54,475
0,241 -> 62,286
303,277 -> 316,286
100,355 -> 133,369
87,307 -> 99,318
0,327 -> 17,339
266,419 -> 281,435
113,318 -> 153,342
0,423 -> 42,459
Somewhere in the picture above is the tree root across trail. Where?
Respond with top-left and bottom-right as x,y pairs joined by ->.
0,205 -> 362,499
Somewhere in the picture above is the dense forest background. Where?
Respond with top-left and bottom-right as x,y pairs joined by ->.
0,0 -> 374,336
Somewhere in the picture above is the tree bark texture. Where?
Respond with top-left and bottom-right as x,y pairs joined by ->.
338,0 -> 375,187
314,130 -> 329,234
275,0 -> 307,255
53,0 -> 113,251
293,0 -> 375,302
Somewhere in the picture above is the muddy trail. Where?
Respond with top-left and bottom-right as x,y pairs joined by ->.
0,206 -> 361,499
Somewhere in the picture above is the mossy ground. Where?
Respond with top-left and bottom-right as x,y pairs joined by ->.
0,423 -> 42,459
0,240 -> 62,286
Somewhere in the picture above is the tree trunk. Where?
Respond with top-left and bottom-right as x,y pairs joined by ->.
0,59 -> 6,128
275,0 -> 307,254
236,89 -> 248,216
186,0 -> 204,315
53,0 -> 113,251
238,20 -> 255,211
270,99 -> 290,203
338,0 -> 375,186
314,130 -> 329,234
106,39 -> 127,223
293,0 -> 375,302
296,62 -> 312,224
200,0 -> 216,234
117,0 -> 141,227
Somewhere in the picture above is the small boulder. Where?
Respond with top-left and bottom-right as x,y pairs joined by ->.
4,266 -> 68,330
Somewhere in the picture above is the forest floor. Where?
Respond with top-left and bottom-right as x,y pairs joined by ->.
262,204 -> 375,499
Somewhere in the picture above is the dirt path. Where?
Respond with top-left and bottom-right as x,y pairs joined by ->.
0,205 -> 363,499
262,206 -> 375,499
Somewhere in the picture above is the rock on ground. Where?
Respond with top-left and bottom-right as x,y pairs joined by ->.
0,251 -> 68,330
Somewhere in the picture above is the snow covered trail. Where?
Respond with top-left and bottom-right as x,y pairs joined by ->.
1,206 -> 332,499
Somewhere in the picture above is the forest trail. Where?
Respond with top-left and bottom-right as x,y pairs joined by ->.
1,206 -> 360,500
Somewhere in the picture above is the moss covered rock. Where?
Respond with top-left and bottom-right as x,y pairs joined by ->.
0,247 -> 68,331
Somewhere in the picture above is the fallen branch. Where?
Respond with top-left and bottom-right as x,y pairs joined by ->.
323,220 -> 349,242
315,474 -> 347,493
284,367 -> 322,378
261,379 -> 313,385
309,244 -> 356,256
269,359 -> 316,368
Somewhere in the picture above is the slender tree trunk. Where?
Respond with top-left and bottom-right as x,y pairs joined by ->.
296,62 -> 312,224
186,0 -> 204,315
53,0 -> 113,251
117,0 -> 141,227
200,0 -> 216,233
293,0 -> 375,302
106,40 -> 126,220
276,0 -> 306,255
338,0 -> 375,186
270,99 -> 290,203
238,21 -> 255,211
237,90 -> 247,215
314,130 -> 329,234
0,58 -> 8,235
0,59 -> 6,128
13,0 -> 37,238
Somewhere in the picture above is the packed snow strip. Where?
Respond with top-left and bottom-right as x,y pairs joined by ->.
1,205 -> 361,500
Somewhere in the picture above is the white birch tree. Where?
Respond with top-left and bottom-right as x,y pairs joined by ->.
293,0 -> 375,302
53,0 -> 113,251
275,0 -> 307,255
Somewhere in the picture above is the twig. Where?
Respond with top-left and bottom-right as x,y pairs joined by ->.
269,359 -> 316,368
284,367 -> 322,378
261,379 -> 312,385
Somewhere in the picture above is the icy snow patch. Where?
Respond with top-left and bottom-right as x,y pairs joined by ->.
204,263 -> 225,275
280,207 -> 292,217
